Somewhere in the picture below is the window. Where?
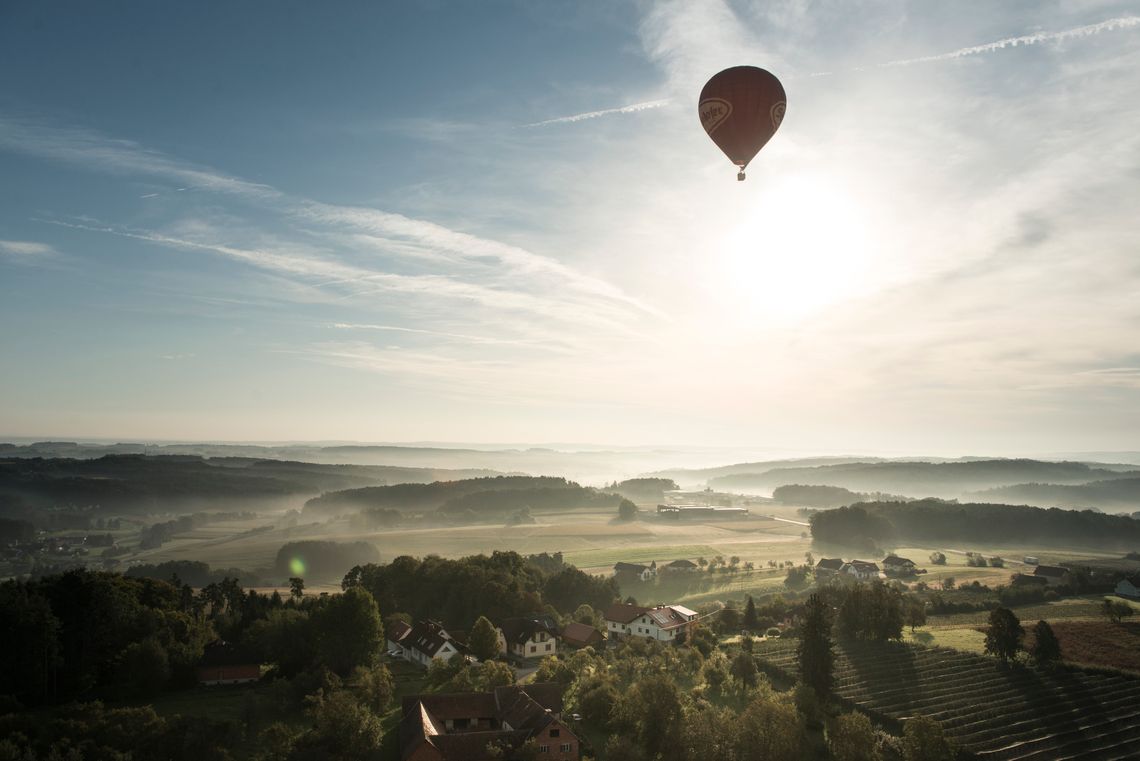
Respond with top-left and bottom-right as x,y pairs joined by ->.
561,744 -> 572,752
539,745 -> 549,753
545,643 -> 551,651
550,729 -> 560,737
530,645 -> 537,653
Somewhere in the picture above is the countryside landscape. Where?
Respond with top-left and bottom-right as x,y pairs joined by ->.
5,444 -> 1140,759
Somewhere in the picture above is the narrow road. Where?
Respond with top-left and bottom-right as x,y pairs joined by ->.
769,515 -> 810,527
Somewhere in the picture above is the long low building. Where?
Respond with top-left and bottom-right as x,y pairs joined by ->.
656,504 -> 748,519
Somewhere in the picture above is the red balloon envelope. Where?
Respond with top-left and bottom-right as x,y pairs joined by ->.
698,66 -> 786,180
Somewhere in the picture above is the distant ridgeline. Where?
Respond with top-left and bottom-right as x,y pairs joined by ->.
303,475 -> 622,517
606,477 -> 680,501
971,477 -> 1140,511
811,500 -> 1140,552
771,484 -> 913,509
710,459 -> 1140,500
0,454 -> 503,519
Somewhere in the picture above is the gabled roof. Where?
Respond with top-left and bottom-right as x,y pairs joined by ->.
847,560 -> 879,571
561,621 -> 604,647
603,602 -> 649,624
882,555 -> 914,566
816,558 -> 844,570
494,684 -> 559,732
1123,575 -> 1140,587
614,561 -> 650,573
399,683 -> 568,761
646,606 -> 688,629
1012,574 -> 1049,586
404,692 -> 498,721
671,604 -> 698,618
405,619 -> 461,658
388,619 -> 412,642
1034,565 -> 1068,578
499,616 -> 558,646
664,558 -> 697,568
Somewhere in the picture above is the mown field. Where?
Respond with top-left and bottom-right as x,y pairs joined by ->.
125,507 -> 814,586
756,639 -> 1140,760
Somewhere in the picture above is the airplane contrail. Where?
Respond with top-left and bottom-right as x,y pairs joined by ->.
875,15 -> 1140,69
522,98 -> 671,128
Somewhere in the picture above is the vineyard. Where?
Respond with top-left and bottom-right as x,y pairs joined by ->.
755,639 -> 1140,760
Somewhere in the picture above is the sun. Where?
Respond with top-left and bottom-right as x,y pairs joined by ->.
711,170 -> 873,325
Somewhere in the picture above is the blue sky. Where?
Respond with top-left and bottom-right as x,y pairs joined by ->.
3,1 -> 1140,454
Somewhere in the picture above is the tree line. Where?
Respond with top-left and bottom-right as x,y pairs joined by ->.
811,501 -> 1140,551
341,550 -> 619,628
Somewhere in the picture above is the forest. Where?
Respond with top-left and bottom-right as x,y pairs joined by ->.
810,500 -> 1140,551
303,475 -> 621,517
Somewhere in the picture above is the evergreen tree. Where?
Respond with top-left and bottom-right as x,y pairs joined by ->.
797,593 -> 834,697
469,615 -> 501,662
730,651 -> 758,687
1029,620 -> 1062,667
984,607 -> 1023,664
743,595 -> 759,630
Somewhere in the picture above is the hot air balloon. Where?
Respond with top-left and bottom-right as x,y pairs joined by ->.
698,66 -> 786,181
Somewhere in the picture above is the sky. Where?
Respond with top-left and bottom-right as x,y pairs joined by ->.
2,0 -> 1140,455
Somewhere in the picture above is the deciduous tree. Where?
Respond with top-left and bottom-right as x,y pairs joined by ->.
829,712 -> 880,761
984,607 -> 1023,664
1029,620 -> 1061,667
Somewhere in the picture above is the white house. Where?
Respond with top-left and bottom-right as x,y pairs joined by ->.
387,619 -> 412,655
841,560 -> 880,581
498,616 -> 560,660
603,602 -> 699,642
614,561 -> 657,582
882,556 -> 917,576
1116,576 -> 1140,600
402,620 -> 464,668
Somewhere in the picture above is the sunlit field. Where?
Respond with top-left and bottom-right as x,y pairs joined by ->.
127,506 -> 813,582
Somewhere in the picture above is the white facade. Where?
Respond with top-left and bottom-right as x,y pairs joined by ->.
1116,579 -> 1140,600
606,605 -> 698,642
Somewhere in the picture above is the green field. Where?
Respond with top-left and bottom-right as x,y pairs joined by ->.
561,544 -> 724,568
121,509 -> 814,587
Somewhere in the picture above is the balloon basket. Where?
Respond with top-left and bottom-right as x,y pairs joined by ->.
737,171 -> 746,181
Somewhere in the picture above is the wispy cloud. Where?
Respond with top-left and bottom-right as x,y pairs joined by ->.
1,114 -> 660,325
0,117 -> 280,199
0,239 -> 57,259
872,15 -> 1140,70
330,322 -> 548,347
522,98 -> 671,127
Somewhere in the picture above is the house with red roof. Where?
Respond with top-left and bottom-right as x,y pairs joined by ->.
602,602 -> 699,642
400,683 -> 578,761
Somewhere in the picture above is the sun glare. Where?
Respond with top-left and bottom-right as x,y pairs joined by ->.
712,171 -> 872,325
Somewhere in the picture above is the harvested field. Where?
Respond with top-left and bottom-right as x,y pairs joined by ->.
755,639 -> 1140,760
1039,621 -> 1140,675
